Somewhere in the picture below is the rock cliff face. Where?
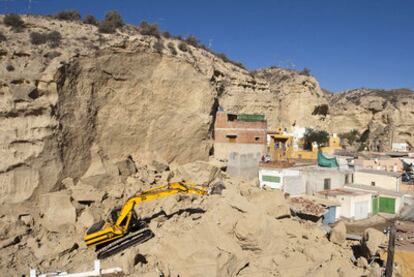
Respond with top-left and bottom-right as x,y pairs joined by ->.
0,15 -> 413,206
327,88 -> 414,151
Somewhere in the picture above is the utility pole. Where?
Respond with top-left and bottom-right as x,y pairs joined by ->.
385,224 -> 396,277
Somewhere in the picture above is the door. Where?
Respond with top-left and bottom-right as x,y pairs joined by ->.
354,201 -> 369,220
379,197 -> 396,214
372,195 -> 379,215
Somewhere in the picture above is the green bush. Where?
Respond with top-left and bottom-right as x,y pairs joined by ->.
47,31 -> 62,48
83,15 -> 98,26
138,21 -> 160,37
338,129 -> 360,145
0,31 -> 6,42
216,52 -> 229,63
178,42 -> 188,52
300,67 -> 311,76
30,32 -> 48,45
98,21 -> 115,34
54,10 -> 81,21
162,31 -> 171,38
312,104 -> 329,116
303,128 -> 329,150
3,14 -> 24,31
104,11 -> 124,28
167,42 -> 177,55
98,11 -> 124,34
185,35 -> 199,47
30,31 -> 62,47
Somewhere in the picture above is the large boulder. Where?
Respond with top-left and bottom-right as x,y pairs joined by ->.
248,190 -> 291,219
329,221 -> 347,245
173,161 -> 222,185
39,190 -> 76,232
361,228 -> 387,258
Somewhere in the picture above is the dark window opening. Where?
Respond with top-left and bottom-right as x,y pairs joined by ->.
324,178 -> 331,190
255,137 -> 260,141
227,114 -> 237,121
371,181 -> 375,186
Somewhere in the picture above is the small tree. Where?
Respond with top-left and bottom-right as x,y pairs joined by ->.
54,10 -> 81,21
30,32 -> 48,45
47,31 -> 62,48
300,67 -> 311,76
98,21 -> 115,34
162,31 -> 171,38
185,35 -> 199,47
303,128 -> 329,150
83,15 -> 99,26
3,14 -> 25,31
98,11 -> 124,34
104,11 -> 124,28
138,21 -> 160,37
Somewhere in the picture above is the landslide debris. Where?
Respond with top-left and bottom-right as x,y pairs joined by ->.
0,160 -> 364,276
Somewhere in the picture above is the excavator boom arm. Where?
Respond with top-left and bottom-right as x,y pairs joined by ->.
115,182 -> 207,230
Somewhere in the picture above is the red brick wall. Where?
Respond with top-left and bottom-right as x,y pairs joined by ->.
214,112 -> 267,145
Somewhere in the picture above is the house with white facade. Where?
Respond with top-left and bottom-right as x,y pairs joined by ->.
316,188 -> 374,220
353,169 -> 401,192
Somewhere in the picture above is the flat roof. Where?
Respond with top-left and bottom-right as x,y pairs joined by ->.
317,188 -> 372,197
295,164 -> 353,173
346,184 -> 410,197
355,168 -> 401,177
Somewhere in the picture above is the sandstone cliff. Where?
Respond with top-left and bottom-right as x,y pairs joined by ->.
0,15 -> 413,207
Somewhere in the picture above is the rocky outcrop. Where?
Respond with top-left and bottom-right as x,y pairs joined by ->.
328,88 -> 414,151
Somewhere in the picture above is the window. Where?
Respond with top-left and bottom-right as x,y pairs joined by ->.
227,114 -> 237,121
226,134 -> 237,143
255,136 -> 260,142
345,174 -> 349,184
371,181 -> 375,186
262,175 -> 280,183
324,178 -> 331,190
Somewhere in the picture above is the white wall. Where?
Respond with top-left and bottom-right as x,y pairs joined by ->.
258,168 -> 300,190
302,169 -> 348,195
354,171 -> 400,192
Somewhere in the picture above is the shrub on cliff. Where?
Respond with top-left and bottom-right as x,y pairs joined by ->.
54,10 -> 81,21
185,35 -> 200,47
303,128 -> 329,149
138,21 -> 160,38
47,31 -> 62,48
98,11 -> 124,34
30,32 -> 48,45
3,14 -> 25,31
83,15 -> 99,26
30,31 -> 62,47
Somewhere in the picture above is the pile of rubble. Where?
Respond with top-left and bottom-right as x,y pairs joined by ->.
0,159 -> 386,276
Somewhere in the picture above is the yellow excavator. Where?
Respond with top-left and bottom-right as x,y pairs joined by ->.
84,182 -> 214,259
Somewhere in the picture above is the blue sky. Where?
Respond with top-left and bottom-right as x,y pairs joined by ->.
2,0 -> 413,92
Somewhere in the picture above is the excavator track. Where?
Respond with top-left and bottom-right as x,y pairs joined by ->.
96,228 -> 154,259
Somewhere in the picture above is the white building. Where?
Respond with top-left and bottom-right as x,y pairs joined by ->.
317,188 -> 373,220
353,169 -> 401,192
